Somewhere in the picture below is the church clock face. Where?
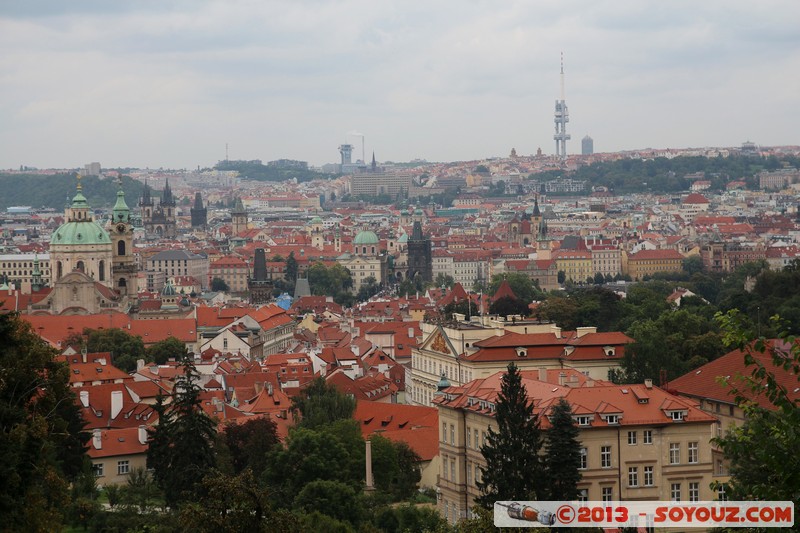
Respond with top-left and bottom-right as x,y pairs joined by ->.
116,223 -> 127,233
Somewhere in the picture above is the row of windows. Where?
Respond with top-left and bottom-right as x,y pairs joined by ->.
577,440 -> 699,470
93,460 -> 129,477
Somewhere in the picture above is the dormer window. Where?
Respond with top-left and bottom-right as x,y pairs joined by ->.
575,415 -> 592,426
515,347 -> 527,358
668,410 -> 686,421
604,414 -> 620,425
604,346 -> 616,357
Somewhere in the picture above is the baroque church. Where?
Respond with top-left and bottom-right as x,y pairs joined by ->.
33,176 -> 137,315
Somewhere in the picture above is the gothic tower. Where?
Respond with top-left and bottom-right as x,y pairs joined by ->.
190,191 -> 207,228
159,178 -> 177,238
406,221 -> 432,282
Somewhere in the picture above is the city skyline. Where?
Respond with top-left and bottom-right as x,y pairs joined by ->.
1,0 -> 799,169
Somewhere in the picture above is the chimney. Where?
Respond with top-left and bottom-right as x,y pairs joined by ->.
136,359 -> 145,371
576,326 -> 597,338
538,368 -> 548,382
267,382 -> 274,396
111,390 -> 123,419
558,372 -> 566,386
408,327 -> 415,340
138,425 -> 147,445
365,439 -> 375,490
92,428 -> 102,450
644,378 -> 653,389
254,381 -> 263,395
79,390 -> 89,407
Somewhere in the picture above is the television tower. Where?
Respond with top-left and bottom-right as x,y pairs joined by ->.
553,53 -> 570,159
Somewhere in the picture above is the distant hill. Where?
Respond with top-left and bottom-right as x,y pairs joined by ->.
0,173 -> 145,211
534,154 -> 799,194
214,161 -> 332,182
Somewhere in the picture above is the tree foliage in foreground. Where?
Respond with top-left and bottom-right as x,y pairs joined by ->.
543,398 -> 582,500
712,310 -> 800,505
476,363 -> 544,508
291,377 -> 356,429
147,352 -> 217,508
0,313 -> 89,531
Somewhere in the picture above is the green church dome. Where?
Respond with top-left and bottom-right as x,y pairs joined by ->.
353,230 -> 379,245
50,220 -> 111,246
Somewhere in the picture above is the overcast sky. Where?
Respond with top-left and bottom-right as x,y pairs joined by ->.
2,1 -> 799,170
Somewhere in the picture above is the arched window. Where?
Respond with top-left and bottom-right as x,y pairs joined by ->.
98,260 -> 105,281
118,240 -> 126,256
57,261 -> 63,279
76,261 -> 85,273
118,278 -> 127,288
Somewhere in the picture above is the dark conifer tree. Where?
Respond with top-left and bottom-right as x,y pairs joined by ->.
543,397 -> 582,500
147,352 -> 217,507
476,363 -> 544,508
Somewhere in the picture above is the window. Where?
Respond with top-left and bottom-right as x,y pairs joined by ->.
466,462 -> 472,485
688,442 -> 698,463
577,489 -> 588,502
628,467 -> 638,487
442,456 -> 448,480
444,501 -> 449,521
576,415 -> 592,426
474,464 -> 481,484
602,487 -> 613,502
717,483 -> 728,502
474,429 -> 479,450
669,443 -> 680,464
579,448 -> 587,469
601,446 -> 612,468
671,483 -> 681,501
450,459 -> 456,482
450,424 -> 455,445
644,466 -> 654,486
689,482 -> 699,502
643,429 -> 653,444
442,422 -> 447,442
670,410 -> 685,421
628,431 -> 637,445
717,459 -> 725,475
117,460 -> 130,475
466,426 -> 471,448
605,414 -> 620,425
93,463 -> 104,477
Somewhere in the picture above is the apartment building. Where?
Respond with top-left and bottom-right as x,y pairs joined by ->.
434,370 -> 718,524
146,249 -> 209,290
409,318 -> 632,407
623,249 -> 685,281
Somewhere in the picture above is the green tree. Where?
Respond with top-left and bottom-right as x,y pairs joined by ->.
145,336 -> 189,365
557,270 -> 566,284
476,363 -> 544,507
593,272 -> 605,285
487,273 -> 541,304
264,420 -> 365,507
285,251 -> 298,283
0,313 -> 89,531
683,255 -> 705,275
65,326 -> 146,373
179,470 -> 303,533
221,417 -> 280,477
370,435 -> 422,500
211,276 -> 230,292
543,398 -> 582,500
293,479 -> 363,526
291,377 -> 356,429
434,273 -> 455,289
147,352 -> 217,508
356,275 -> 379,302
489,295 -> 530,317
712,311 -> 800,505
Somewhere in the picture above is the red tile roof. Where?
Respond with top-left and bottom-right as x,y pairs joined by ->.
669,340 -> 800,410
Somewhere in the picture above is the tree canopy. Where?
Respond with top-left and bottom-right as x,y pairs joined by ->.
0,313 -> 89,530
476,363 -> 544,507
